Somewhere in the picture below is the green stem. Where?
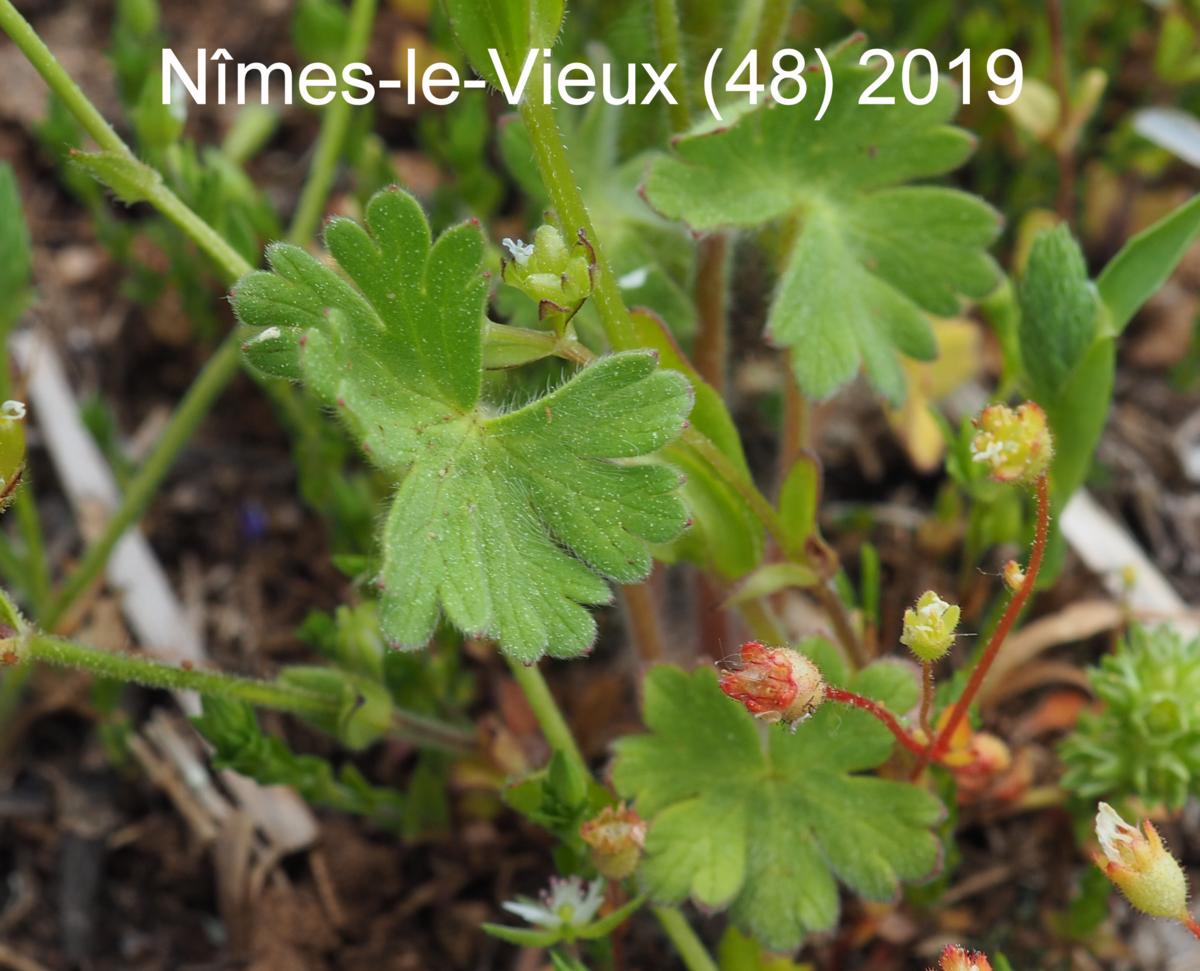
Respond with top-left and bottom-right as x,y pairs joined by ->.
24,633 -> 338,719
504,655 -> 718,971
652,907 -> 719,971
1,0 -> 255,630
650,0 -> 691,133
518,94 -> 637,350
287,0 -> 378,244
43,336 -> 242,627
505,655 -> 587,774
0,0 -> 126,156
753,0 -> 794,66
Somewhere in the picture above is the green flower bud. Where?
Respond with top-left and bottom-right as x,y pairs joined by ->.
501,225 -> 594,326
900,591 -> 960,662
0,400 -> 27,513
1094,802 -> 1189,920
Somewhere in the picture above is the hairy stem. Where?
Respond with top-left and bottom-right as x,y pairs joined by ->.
826,686 -> 927,758
287,0 -> 378,244
650,0 -> 690,133
693,235 -> 730,393
920,475 -> 1051,771
652,906 -> 720,971
754,0 -> 795,69
23,633 -> 339,719
505,655 -> 588,774
43,338 -> 243,627
919,660 -> 934,738
0,0 -> 261,630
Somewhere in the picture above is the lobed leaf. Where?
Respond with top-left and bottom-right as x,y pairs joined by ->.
613,642 -> 942,951
643,40 -> 1000,402
233,188 -> 692,661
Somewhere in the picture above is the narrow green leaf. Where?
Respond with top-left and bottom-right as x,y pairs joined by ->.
1098,193 -> 1200,333
724,563 -> 818,605
0,164 -> 33,330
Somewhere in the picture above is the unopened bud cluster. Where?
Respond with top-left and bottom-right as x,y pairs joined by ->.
580,803 -> 646,880
501,225 -> 594,324
970,401 -> 1053,485
929,945 -> 992,971
901,591 -> 960,662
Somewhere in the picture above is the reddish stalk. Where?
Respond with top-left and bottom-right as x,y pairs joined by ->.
919,660 -> 934,738
1183,915 -> 1200,941
915,475 -> 1050,775
826,686 -> 927,758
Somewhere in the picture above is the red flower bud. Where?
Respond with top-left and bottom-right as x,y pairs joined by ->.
719,642 -> 826,727
929,944 -> 992,971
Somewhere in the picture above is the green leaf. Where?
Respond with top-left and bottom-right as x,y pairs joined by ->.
193,696 -> 405,825
0,164 -> 34,330
643,40 -> 1000,402
1018,225 -> 1099,395
232,188 -> 692,661
68,149 -> 162,204
481,923 -> 562,948
612,646 -> 942,951
724,563 -> 818,605
1097,194 -> 1200,334
628,310 -> 762,578
1044,336 -> 1114,505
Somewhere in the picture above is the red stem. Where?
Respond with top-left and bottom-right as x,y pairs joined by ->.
915,475 -> 1050,775
1185,914 -> 1200,941
826,686 -> 927,758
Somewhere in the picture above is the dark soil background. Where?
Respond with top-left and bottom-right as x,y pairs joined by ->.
2,1 -> 1200,970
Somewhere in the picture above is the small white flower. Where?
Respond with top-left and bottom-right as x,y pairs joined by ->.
501,876 -> 605,929
0,401 -> 25,421
1095,802 -> 1137,861
502,237 -> 535,266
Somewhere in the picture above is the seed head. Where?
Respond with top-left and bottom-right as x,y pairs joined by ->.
580,804 -> 646,880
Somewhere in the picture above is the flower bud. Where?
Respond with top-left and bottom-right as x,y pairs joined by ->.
900,591 -> 960,662
1094,802 -> 1189,920
501,225 -> 594,324
718,642 -> 826,727
0,400 -> 27,512
929,945 -> 992,971
970,401 -> 1053,484
1002,560 -> 1025,592
580,803 -> 646,880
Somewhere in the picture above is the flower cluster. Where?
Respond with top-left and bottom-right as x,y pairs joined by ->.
717,642 -> 826,727
929,945 -> 992,971
901,591 -> 961,662
970,401 -> 1053,484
